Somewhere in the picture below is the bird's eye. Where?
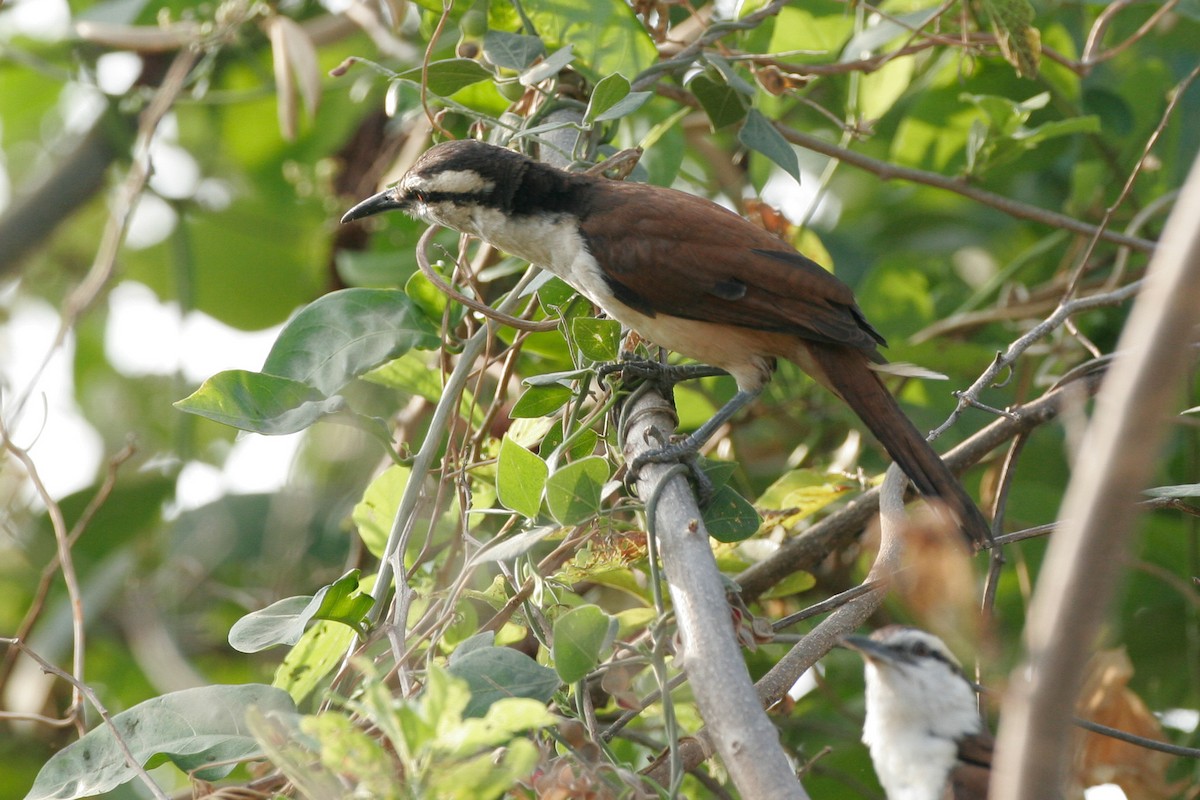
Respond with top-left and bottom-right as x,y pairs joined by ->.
910,642 -> 930,658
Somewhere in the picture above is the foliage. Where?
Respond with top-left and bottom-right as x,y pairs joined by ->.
0,0 -> 1197,798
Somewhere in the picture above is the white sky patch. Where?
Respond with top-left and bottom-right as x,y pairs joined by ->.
0,299 -> 103,502
1160,707 -> 1199,733
0,0 -> 70,41
104,282 -> 298,510
96,51 -> 143,95
124,192 -> 178,249
105,281 -> 284,383
1084,785 -> 1128,800
758,165 -> 842,230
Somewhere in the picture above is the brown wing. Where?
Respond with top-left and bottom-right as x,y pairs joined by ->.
579,181 -> 886,356
943,731 -> 994,800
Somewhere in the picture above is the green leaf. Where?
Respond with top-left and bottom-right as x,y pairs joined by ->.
497,437 -> 548,518
364,352 -> 484,427
263,288 -> 438,397
520,45 -> 576,86
395,58 -> 493,96
552,605 -> 617,683
353,465 -> 411,558
175,370 -> 348,434
228,570 -> 371,653
510,382 -> 573,418
585,73 -> 630,122
274,620 -> 359,704
544,456 -> 609,525
24,685 -> 296,800
570,317 -> 621,362
690,73 -> 747,130
756,469 -> 854,527
519,0 -> 657,80
979,0 -> 1041,77
738,109 -> 800,183
1145,484 -> 1200,499
438,698 -> 556,755
593,91 -> 651,122
701,485 -> 762,543
483,30 -> 546,70
446,646 -> 560,718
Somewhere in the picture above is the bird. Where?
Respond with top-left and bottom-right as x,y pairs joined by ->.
843,626 -> 993,800
341,138 -> 990,549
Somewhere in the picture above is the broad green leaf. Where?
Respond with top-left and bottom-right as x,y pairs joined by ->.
552,605 -> 617,683
768,1 -> 855,57
353,465 -> 411,558
437,698 -> 556,755
364,352 -> 485,427
519,0 -> 657,80
689,73 -> 747,130
497,437 -> 548,518
175,370 -> 351,434
426,739 -> 541,800
701,485 -> 762,543
757,469 -> 854,527
228,570 -> 371,653
510,382 -> 573,418
859,55 -> 915,121
394,58 -> 493,96
483,30 -> 546,70
274,620 -> 359,704
544,456 -> 609,525
738,109 -> 800,183
585,73 -> 631,122
263,288 -> 438,397
570,317 -> 621,362
593,91 -> 651,122
446,646 -> 560,718
24,685 -> 296,800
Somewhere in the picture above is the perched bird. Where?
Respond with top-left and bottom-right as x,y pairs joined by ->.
342,139 -> 989,549
844,626 -> 993,800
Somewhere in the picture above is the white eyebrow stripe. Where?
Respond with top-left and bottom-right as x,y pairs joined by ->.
410,169 -> 495,195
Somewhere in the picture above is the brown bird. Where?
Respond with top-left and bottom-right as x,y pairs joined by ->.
844,626 -> 993,800
342,139 -> 990,548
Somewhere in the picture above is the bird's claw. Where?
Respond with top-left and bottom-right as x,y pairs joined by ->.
627,442 -> 715,506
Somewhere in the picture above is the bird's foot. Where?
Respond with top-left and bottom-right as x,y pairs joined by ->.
627,436 -> 715,506
599,357 -> 727,393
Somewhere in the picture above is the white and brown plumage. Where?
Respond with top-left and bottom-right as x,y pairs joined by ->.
343,139 -> 990,548
844,626 -> 993,800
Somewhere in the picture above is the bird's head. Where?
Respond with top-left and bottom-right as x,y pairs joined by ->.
844,625 -> 982,741
340,139 -> 541,232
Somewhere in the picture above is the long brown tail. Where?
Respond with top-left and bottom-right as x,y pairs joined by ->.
806,345 -> 991,550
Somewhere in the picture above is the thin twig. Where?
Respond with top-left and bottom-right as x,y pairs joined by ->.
929,279 -> 1140,439
1,638 -> 170,800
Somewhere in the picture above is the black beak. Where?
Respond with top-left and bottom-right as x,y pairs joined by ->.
341,188 -> 407,224
842,635 -> 899,664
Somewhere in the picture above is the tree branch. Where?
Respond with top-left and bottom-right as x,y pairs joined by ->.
991,134 -> 1200,800
622,388 -> 808,799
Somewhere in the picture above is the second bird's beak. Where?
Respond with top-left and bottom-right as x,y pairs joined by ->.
341,188 -> 407,224
842,635 -> 898,664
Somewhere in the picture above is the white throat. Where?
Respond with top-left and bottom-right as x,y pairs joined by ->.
861,658 -> 982,800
